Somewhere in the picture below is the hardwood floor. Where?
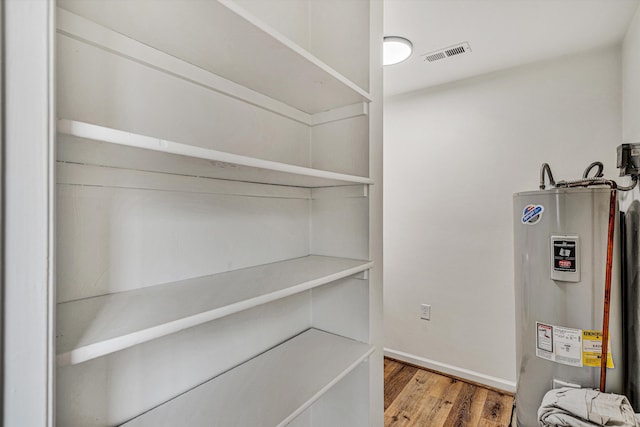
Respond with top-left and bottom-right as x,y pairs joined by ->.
384,358 -> 514,427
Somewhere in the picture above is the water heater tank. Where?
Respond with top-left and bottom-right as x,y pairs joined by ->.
513,188 -> 622,427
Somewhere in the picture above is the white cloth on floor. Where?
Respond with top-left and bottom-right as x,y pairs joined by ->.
538,387 -> 639,427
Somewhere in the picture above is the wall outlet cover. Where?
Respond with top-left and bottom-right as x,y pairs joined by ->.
420,304 -> 431,320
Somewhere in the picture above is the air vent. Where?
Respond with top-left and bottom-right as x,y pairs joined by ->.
424,52 -> 446,62
445,46 -> 466,57
422,42 -> 471,63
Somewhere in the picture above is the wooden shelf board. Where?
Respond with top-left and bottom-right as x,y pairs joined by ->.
57,256 -> 373,366
121,328 -> 374,427
57,0 -> 371,115
57,120 -> 374,188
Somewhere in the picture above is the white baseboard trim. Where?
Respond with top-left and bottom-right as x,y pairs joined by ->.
384,348 -> 517,393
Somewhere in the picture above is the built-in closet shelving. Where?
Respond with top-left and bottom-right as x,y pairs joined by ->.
54,0 -> 381,426
122,329 -> 374,427
57,120 -> 373,188
56,0 -> 372,115
57,255 -> 373,366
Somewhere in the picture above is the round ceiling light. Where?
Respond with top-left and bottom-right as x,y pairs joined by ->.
383,36 -> 413,66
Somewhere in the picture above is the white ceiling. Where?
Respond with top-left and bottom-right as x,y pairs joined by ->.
384,0 -> 640,97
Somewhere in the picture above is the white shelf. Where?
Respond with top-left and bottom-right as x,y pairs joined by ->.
57,120 -> 374,188
57,0 -> 371,115
57,256 -> 373,366
121,328 -> 374,427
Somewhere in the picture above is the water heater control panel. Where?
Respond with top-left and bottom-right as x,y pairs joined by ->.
550,235 -> 580,282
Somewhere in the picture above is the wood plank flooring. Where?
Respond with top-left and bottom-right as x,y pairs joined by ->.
384,358 -> 514,427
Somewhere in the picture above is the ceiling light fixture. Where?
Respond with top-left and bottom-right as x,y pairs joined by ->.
383,36 -> 413,66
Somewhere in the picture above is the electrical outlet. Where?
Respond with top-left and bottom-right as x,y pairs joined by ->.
420,304 -> 431,320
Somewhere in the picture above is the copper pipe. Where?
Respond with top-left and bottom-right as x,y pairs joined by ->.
600,188 -> 617,392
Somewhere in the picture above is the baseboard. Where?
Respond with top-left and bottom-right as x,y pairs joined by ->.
384,348 -> 517,393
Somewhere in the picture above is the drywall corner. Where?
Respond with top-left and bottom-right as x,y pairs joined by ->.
623,4 -> 640,142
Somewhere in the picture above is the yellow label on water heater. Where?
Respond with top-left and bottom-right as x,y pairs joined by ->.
582,330 -> 614,368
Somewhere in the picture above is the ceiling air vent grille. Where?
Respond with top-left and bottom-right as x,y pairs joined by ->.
422,42 -> 471,63
425,52 -> 446,62
445,46 -> 466,57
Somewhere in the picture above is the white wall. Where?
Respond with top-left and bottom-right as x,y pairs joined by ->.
384,46 -> 622,389
624,3 -> 640,142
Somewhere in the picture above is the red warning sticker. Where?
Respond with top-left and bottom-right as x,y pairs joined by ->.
537,322 -> 553,353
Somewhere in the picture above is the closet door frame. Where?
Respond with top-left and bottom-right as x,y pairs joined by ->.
3,1 -> 56,425
368,1 -> 384,424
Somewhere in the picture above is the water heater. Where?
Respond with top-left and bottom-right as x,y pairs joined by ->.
513,188 -> 623,427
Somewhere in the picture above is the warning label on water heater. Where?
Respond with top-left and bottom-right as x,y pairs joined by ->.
552,239 -> 577,272
550,236 -> 580,282
535,322 -> 614,368
582,330 -> 614,368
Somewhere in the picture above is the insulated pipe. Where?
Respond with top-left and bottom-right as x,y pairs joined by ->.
600,186 -> 617,392
555,178 -> 615,188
